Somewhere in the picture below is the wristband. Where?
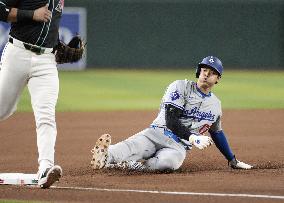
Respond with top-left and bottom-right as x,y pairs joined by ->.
17,9 -> 34,22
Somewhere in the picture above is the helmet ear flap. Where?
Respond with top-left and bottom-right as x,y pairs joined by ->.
195,66 -> 201,78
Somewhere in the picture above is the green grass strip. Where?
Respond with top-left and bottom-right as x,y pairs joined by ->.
17,69 -> 284,111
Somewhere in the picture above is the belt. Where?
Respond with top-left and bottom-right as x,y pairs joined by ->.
8,37 -> 53,55
150,125 -> 180,143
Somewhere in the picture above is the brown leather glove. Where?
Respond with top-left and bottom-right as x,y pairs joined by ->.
55,36 -> 86,64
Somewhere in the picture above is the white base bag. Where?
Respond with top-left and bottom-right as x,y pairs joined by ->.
0,173 -> 38,185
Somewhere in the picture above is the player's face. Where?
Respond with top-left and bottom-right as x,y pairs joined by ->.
198,66 -> 221,88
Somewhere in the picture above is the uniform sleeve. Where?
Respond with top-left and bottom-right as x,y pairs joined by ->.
165,104 -> 192,140
210,115 -> 222,132
209,100 -> 222,132
163,80 -> 186,110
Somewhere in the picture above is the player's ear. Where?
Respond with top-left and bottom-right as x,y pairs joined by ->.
215,75 -> 221,84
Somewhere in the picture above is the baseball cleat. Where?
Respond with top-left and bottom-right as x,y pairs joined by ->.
38,165 -> 62,189
107,160 -> 148,171
91,134 -> 111,169
229,156 -> 253,170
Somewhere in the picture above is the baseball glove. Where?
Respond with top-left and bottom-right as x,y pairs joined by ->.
55,36 -> 86,64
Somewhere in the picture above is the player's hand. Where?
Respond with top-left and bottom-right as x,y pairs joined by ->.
188,134 -> 213,150
229,157 -> 253,169
33,4 -> 52,22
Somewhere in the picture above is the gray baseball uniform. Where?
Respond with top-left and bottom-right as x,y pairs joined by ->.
108,79 -> 222,170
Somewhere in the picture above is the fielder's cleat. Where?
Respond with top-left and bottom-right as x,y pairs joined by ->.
38,165 -> 62,189
91,134 -> 111,169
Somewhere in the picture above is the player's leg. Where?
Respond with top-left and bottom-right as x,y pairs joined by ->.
145,147 -> 186,171
0,43 -> 29,120
107,147 -> 186,171
91,129 -> 157,169
108,131 -> 156,163
27,53 -> 59,177
114,127 -> 187,171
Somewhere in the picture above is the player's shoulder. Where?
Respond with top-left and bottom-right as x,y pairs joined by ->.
169,79 -> 192,86
210,92 -> 222,106
165,80 -> 188,95
210,92 -> 220,100
168,79 -> 196,94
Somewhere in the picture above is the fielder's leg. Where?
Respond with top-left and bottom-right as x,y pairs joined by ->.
0,43 -> 29,120
27,53 -> 60,186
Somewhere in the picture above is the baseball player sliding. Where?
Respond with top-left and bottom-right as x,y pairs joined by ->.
91,56 -> 253,171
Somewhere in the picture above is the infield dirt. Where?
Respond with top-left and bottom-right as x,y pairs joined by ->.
0,110 -> 283,203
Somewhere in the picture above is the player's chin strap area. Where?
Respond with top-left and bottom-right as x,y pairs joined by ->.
150,125 -> 192,150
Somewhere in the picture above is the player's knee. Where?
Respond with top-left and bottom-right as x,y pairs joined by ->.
156,157 -> 183,171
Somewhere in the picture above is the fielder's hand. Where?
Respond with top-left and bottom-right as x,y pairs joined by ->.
33,4 -> 52,22
188,134 -> 213,150
55,36 -> 86,64
229,157 -> 253,169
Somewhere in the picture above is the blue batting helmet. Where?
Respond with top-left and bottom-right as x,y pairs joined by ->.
196,56 -> 223,78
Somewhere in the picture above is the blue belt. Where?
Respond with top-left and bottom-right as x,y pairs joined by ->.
150,125 -> 180,143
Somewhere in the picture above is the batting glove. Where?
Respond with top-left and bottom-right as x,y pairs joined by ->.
188,134 -> 214,150
229,156 -> 253,169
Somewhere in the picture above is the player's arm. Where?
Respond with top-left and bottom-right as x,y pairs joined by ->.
0,1 -> 51,23
165,104 -> 213,149
165,104 -> 191,140
209,119 -> 253,169
0,0 -> 13,22
209,129 -> 235,161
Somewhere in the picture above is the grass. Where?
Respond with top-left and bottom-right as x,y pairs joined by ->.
17,69 -> 284,112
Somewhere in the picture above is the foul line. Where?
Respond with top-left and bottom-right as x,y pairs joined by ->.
51,186 -> 284,200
